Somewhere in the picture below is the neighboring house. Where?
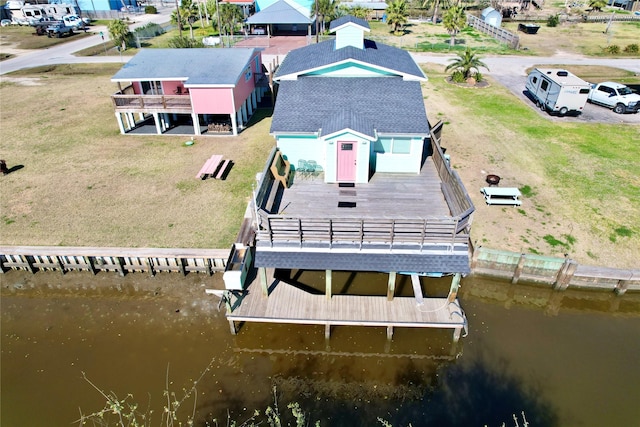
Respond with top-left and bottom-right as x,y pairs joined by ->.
227,16 -> 474,339
110,48 -> 268,136
246,0 -> 315,36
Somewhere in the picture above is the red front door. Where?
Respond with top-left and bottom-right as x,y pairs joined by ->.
337,141 -> 357,182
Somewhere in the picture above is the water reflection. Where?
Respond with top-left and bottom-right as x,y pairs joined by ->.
1,271 -> 639,427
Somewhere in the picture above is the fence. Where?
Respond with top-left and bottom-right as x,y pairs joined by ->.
467,14 -> 520,49
0,246 -> 229,276
471,245 -> 640,295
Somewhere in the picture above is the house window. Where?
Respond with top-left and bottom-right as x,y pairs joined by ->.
392,139 -> 411,154
374,138 -> 411,154
245,65 -> 252,82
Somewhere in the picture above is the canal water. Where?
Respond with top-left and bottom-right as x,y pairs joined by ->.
1,270 -> 639,427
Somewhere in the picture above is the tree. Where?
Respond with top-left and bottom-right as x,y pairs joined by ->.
312,0 -> 337,35
218,3 -> 243,42
386,0 -> 408,35
588,0 -> 607,11
179,0 -> 200,39
349,5 -> 370,19
421,0 -> 453,23
445,47 -> 489,81
107,19 -> 130,51
442,5 -> 466,46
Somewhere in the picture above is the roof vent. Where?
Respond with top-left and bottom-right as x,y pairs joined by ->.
338,201 -> 356,208
557,70 -> 569,77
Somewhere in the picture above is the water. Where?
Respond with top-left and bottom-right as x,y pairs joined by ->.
1,270 -> 639,426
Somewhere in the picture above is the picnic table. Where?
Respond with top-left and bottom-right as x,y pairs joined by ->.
481,187 -> 522,206
196,155 -> 231,180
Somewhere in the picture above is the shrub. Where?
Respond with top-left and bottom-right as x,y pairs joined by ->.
144,5 -> 157,14
475,71 -> 483,82
167,36 -> 205,48
605,44 -> 620,54
451,70 -> 466,83
623,43 -> 639,53
547,14 -> 559,27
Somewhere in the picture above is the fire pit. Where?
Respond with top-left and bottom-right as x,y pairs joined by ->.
486,174 -> 501,186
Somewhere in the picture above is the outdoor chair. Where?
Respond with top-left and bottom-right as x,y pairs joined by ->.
306,160 -> 323,177
297,159 -> 310,179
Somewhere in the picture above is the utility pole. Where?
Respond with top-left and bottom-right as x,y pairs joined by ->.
216,0 -> 223,47
175,0 -> 182,37
315,0 -> 318,43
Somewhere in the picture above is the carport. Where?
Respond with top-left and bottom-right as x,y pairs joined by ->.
246,0 -> 316,36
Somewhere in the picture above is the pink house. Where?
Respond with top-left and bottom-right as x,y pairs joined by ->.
110,48 -> 268,136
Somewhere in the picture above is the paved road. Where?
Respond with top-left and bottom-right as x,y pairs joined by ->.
1,21 -> 638,123
0,6 -> 174,75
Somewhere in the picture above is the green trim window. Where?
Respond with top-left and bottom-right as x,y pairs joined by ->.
374,138 -> 411,154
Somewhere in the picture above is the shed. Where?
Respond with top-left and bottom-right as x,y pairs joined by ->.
481,7 -> 502,27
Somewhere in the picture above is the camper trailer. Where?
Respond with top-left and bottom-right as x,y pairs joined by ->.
525,68 -> 591,116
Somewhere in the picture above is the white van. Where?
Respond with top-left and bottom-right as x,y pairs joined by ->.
525,68 -> 591,116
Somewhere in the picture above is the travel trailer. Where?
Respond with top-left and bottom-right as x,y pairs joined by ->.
525,68 -> 591,116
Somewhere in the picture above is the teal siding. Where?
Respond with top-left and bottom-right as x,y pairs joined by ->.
305,62 -> 397,78
374,137 -> 423,173
276,135 -> 324,172
335,26 -> 364,49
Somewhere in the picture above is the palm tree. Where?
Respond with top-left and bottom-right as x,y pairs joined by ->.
349,5 -> 369,19
312,0 -> 337,35
442,5 -> 466,46
180,0 -> 200,39
218,3 -> 243,44
386,0 -> 408,35
588,0 -> 607,11
107,19 -> 130,51
445,47 -> 489,81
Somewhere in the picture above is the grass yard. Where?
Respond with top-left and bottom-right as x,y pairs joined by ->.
0,25 -> 91,50
0,64 -> 274,249
0,57 -> 638,268
421,64 -> 640,268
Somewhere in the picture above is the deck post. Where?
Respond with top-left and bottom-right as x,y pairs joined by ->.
387,271 -> 396,301
229,320 -> 237,335
115,112 -> 126,134
512,253 -> 526,284
325,323 -> 331,340
259,267 -> 268,296
553,258 -> 578,291
448,273 -> 461,303
615,279 -> 630,296
325,270 -> 332,299
152,113 -> 162,134
386,325 -> 393,340
146,257 -> 155,277
56,256 -> 66,275
453,327 -> 462,342
85,256 -> 97,275
191,113 -> 201,135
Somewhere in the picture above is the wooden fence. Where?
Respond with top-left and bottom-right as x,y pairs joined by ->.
467,15 -> 520,49
471,246 -> 640,295
0,246 -> 229,276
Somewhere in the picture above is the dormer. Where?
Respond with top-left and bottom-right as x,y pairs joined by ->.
330,15 -> 370,50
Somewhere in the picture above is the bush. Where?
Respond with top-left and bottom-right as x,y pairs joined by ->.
605,44 -> 620,54
623,43 -> 639,53
475,71 -> 483,82
547,14 -> 559,27
451,70 -> 466,83
144,5 -> 157,14
167,36 -> 205,48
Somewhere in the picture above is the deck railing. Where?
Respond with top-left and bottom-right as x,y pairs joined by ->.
255,216 -> 469,250
430,121 -> 475,233
111,93 -> 193,113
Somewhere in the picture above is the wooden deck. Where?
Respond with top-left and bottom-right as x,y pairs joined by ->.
276,158 -> 450,219
226,270 -> 467,340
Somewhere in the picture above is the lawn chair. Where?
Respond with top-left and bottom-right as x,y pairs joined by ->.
306,160 -> 323,177
297,159 -> 310,179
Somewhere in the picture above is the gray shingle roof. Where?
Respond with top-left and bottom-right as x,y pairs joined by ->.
255,250 -> 471,274
111,48 -> 258,86
246,0 -> 313,24
270,77 -> 430,135
274,39 -> 425,80
329,15 -> 370,31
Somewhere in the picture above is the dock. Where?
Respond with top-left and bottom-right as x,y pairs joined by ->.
225,269 -> 468,342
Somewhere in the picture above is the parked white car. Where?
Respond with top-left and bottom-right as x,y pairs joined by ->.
587,81 -> 640,114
